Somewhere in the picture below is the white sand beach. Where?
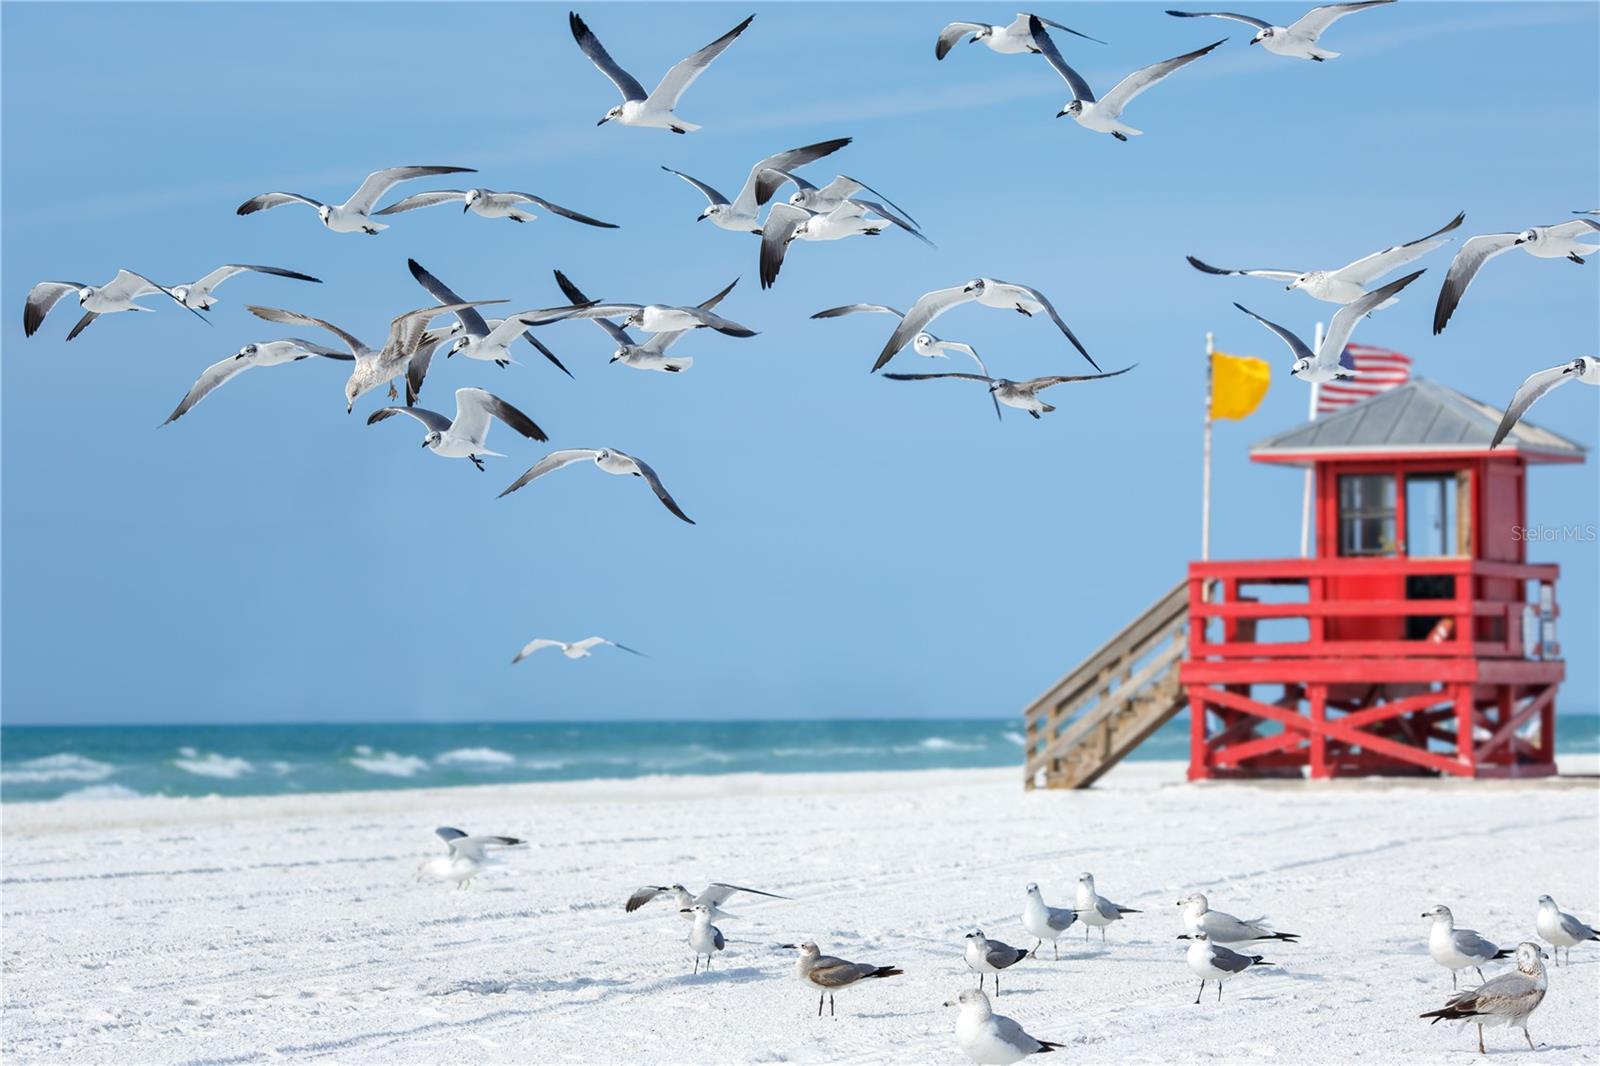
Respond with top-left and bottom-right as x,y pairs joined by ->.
4,760 -> 1597,1064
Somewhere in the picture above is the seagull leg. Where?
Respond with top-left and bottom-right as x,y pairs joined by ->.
469,454 -> 485,472
817,992 -> 824,1017
1031,940 -> 1041,959
829,994 -> 835,1017
693,954 -> 699,975
1474,966 -> 1485,983
995,974 -> 1000,997
1524,1027 -> 1535,1051
1053,942 -> 1059,961
1569,254 -> 1586,264
1100,927 -> 1107,944
1477,1024 -> 1485,1055
1451,970 -> 1457,991
1194,980 -> 1204,1005
1217,981 -> 1223,1003
387,382 -> 399,400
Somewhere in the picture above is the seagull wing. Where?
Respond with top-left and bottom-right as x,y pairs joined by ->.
365,405 -> 453,433
1186,256 -> 1302,281
811,303 -> 904,320
993,281 -> 1097,368
1035,16 -> 1108,45
1432,233 -> 1521,334
453,387 -> 548,444
992,1013 -> 1050,1053
849,198 -> 935,247
874,285 -> 976,371
513,639 -> 568,664
754,167 -> 818,209
646,14 -> 755,109
435,827 -> 469,845
189,264 -> 322,294
373,190 -> 469,216
499,191 -> 618,228
1452,929 -> 1502,960
1028,16 -> 1096,102
387,301 -> 506,360
1549,217 -> 1600,240
738,137 -> 852,212
880,371 -> 996,383
498,449 -> 603,498
1234,302 -> 1313,364
1209,944 -> 1260,973
623,453 -> 695,524
406,329 -> 450,406
344,166 -> 475,214
554,271 -> 637,347
408,258 -> 491,338
1163,9 -> 1271,30
1288,0 -> 1396,41
625,885 -> 672,911
698,883 -> 790,907
101,269 -> 167,303
696,277 -> 739,311
760,204 -> 812,289
23,281 -> 86,336
246,305 -> 366,355
661,166 -> 731,206
570,11 -> 649,101
825,174 -> 919,228
1559,911 -> 1598,941
1021,365 -> 1137,390
1321,269 -> 1423,360
235,191 -> 325,216
935,21 -> 989,60
1491,361 -> 1583,449
1100,39 -> 1225,113
445,834 -> 524,861
163,354 -> 255,425
1331,211 -> 1465,285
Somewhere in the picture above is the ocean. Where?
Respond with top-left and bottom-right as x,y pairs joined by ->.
2,715 -> 1596,803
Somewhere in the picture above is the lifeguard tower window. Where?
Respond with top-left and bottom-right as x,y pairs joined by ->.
1337,474 -> 1396,556
1405,473 -> 1466,556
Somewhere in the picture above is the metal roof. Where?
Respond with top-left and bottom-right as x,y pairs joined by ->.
1251,378 -> 1587,463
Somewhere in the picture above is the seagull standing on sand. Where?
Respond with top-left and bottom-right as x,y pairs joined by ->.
1535,895 -> 1598,966
661,138 -> 852,233
1186,212 -> 1462,307
629,882 -> 788,920
1075,873 -> 1140,942
1432,217 -> 1600,333
965,931 -> 1029,996
366,387 -> 547,471
164,339 -> 353,425
236,165 -> 475,234
1030,18 -> 1222,140
1490,358 -> 1598,449
686,904 -> 726,973
24,270 -> 198,340
1165,1 -> 1395,60
498,448 -> 694,524
946,989 -> 1065,1064
1022,884 -> 1077,959
874,278 -> 1098,372
1423,904 -> 1512,989
415,827 -> 524,888
514,637 -> 644,664
1235,269 -> 1423,384
554,271 -> 738,374
883,368 -> 1134,420
1421,942 -> 1548,1054
570,10 -> 753,133
782,941 -> 903,1017
934,13 -> 1103,59
1177,893 -> 1299,944
408,259 -> 580,376
1186,932 -> 1272,1003
374,187 -> 617,228
167,265 -> 321,311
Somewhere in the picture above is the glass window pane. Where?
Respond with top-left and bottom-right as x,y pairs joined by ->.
1337,474 -> 1397,556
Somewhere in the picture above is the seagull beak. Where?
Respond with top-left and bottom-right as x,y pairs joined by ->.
346,403 -> 353,414
596,116 -> 610,126
1055,109 -> 1067,118
1248,37 -> 1257,44
463,203 -> 471,214
421,439 -> 430,448
678,908 -> 693,914
778,943 -> 798,950
943,999 -> 957,1007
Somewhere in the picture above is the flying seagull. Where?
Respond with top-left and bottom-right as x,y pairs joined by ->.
168,265 -> 321,311
1177,893 -> 1299,944
628,882 -> 788,921
24,270 -> 201,340
1030,17 -> 1223,140
554,270 -> 736,373
1421,942 -> 1548,1054
965,931 -> 1029,997
1490,358 -> 1598,450
782,941 -> 902,1017
1185,932 -> 1272,1003
415,827 -> 524,889
1076,873 -> 1141,943
759,200 -> 931,289
374,187 -> 617,228
498,448 -> 694,524
237,165 -> 474,234
1424,904 -> 1513,990
1432,217 -> 1600,334
1534,894 -> 1599,966
935,13 -> 1104,59
756,170 -> 920,230
883,367 -> 1134,420
812,304 -> 985,368
661,138 -> 852,233
1235,269 -> 1423,383
1187,212 -> 1463,306
945,989 -> 1064,1065
1166,1 -> 1395,61
367,387 -> 547,470
561,294 -> 756,337
873,278 -> 1097,372
1022,883 -> 1078,960
513,637 -> 645,664
164,339 -> 353,425
570,10 -> 753,132
408,258 -> 580,376
686,904 -> 726,973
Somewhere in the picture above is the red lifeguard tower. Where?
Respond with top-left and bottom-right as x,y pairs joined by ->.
1021,378 -> 1585,789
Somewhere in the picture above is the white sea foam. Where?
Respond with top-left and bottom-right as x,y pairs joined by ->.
769,745 -> 885,758
1001,731 -> 1026,746
434,747 -> 517,767
54,783 -> 143,802
173,751 -> 254,779
2,754 -> 117,784
349,751 -> 430,777
893,737 -> 985,753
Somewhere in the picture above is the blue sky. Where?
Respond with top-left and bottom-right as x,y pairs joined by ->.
3,2 -> 1596,726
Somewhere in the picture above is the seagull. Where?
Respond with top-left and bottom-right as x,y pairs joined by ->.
1491,358 -> 1599,450
1432,218 -> 1600,334
965,931 -> 1029,996
873,278 -> 1097,372
374,187 -> 617,228
660,138 -> 852,233
163,339 -> 353,425
415,826 -> 524,888
945,989 -> 1064,1065
167,265 -> 322,311
782,941 -> 902,1017
1534,895 -> 1598,966
1234,269 -> 1423,384
513,637 -> 645,664
236,165 -> 474,234
1031,18 -> 1223,140
1186,212 -> 1463,307
811,304 -> 986,368
367,387 -> 546,471
561,295 -> 756,337
755,171 -> 920,231
685,904 -> 726,973
883,367 -> 1134,420
24,270 -> 200,340
1075,873 -> 1140,942
1177,894 -> 1300,944
627,882 -> 788,921
1186,932 -> 1272,1003
935,13 -> 1104,59
246,300 -> 503,412
554,271 -> 736,373
499,448 -> 694,524
1021,883 -> 1077,959
1421,942 -> 1548,1054
1165,1 -> 1395,60
408,258 -> 580,377
570,10 -> 753,133
759,201 -> 932,289
1423,904 -> 1513,990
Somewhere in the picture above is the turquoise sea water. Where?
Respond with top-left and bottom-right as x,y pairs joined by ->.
2,715 -> 1595,803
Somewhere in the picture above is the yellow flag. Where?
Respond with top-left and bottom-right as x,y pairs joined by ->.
1210,352 -> 1270,421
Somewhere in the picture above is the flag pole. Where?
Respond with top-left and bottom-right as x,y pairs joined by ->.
1298,320 -> 1325,558
1202,331 -> 1214,563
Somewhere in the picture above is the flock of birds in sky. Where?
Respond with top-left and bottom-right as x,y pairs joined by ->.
422,826 -> 1597,1062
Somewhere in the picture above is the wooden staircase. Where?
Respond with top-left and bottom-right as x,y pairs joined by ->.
1023,580 -> 1191,789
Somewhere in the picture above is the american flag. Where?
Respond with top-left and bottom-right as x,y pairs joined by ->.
1315,343 -> 1412,414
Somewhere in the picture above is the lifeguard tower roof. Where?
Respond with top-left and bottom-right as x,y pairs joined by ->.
1249,378 -> 1586,465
